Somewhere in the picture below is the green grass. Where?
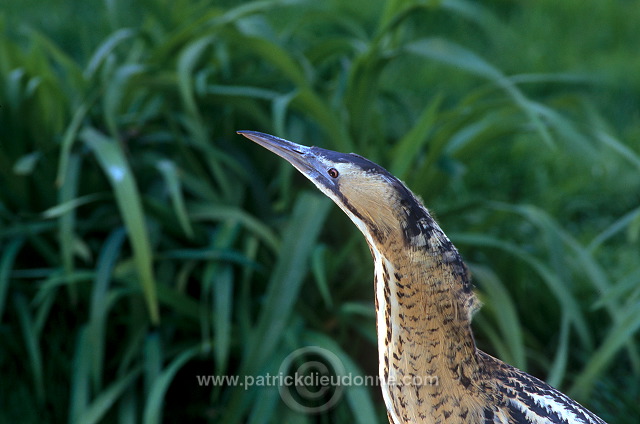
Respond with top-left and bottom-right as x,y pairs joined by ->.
1,0 -> 639,422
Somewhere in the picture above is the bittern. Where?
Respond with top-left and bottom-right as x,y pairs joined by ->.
239,130 -> 607,424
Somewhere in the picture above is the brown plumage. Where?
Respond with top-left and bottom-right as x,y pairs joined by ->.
239,130 -> 607,424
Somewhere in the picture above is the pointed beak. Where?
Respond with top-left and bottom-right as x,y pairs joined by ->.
237,131 -> 330,185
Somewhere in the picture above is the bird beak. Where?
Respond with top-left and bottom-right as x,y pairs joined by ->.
237,130 -> 331,186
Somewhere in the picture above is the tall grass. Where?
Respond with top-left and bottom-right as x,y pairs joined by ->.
1,0 -> 639,423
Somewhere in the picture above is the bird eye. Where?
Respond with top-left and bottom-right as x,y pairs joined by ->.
327,168 -> 339,178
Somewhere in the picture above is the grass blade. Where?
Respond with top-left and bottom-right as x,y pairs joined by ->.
244,193 -> 331,372
588,205 -> 640,251
570,303 -> 640,398
155,283 -> 201,321
177,35 -> 214,117
452,232 -> 592,349
103,63 -> 145,137
311,245 -> 332,308
389,94 -> 442,179
223,193 -> 330,423
156,159 -> 194,238
547,314 -> 570,388
212,264 -> 233,373
405,37 -> 554,147
0,237 -> 23,322
143,345 -> 203,424
84,28 -> 136,79
13,151 -> 41,175
74,368 -> 141,424
302,331 -> 379,424
69,326 -> 91,424
596,131 -> 640,172
56,102 -> 91,187
14,293 -> 45,404
42,193 -> 104,219
57,152 -> 82,301
469,264 -> 526,369
81,127 -> 159,324
144,332 -> 163,400
189,203 -> 280,253
89,228 -> 127,390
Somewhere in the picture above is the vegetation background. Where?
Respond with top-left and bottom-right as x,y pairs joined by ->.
1,0 -> 639,422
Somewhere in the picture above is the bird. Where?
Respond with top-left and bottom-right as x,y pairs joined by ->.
238,130 -> 608,424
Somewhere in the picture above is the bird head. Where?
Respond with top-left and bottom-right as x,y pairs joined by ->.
239,131 -> 430,248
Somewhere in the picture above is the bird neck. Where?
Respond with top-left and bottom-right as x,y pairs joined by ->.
368,210 -> 482,422
372,228 -> 479,366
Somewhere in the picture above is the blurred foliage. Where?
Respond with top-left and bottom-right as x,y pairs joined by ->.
1,0 -> 639,423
